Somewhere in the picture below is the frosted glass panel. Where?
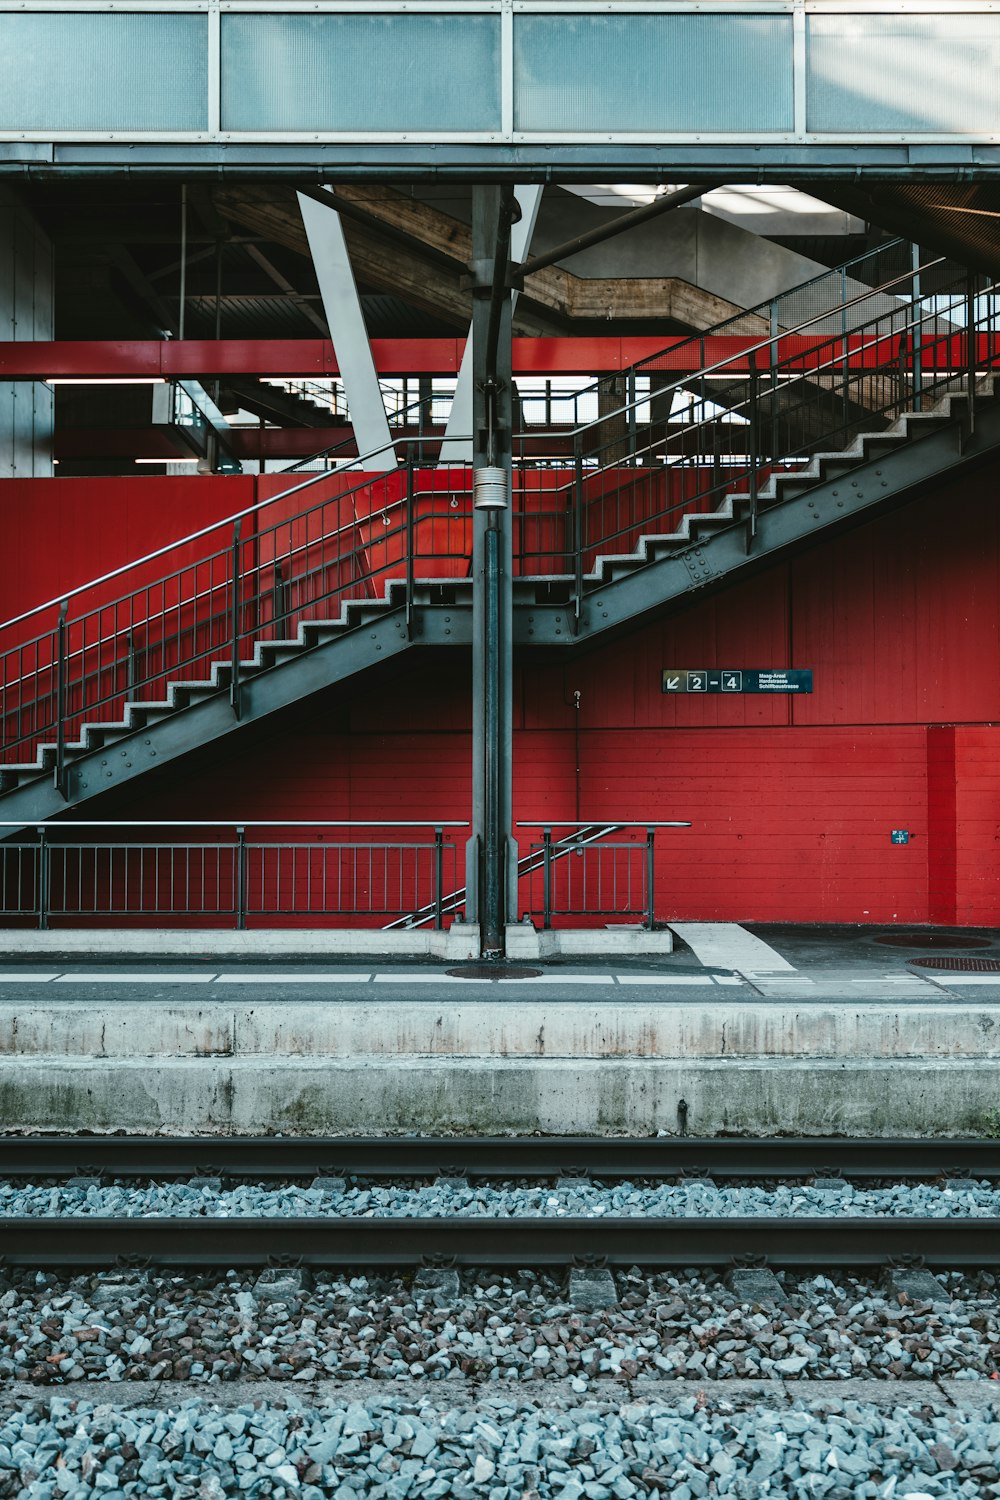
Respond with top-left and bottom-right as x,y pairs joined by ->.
514,14 -> 792,133
807,15 -> 1000,134
222,14 -> 500,132
0,14 -> 206,131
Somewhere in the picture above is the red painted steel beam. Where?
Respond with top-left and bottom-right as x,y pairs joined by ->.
54,426 -> 584,461
4,334 -> 986,379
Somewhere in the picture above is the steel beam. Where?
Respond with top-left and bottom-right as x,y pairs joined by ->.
466,187 -> 516,957
296,190 -> 394,472
442,186 -> 542,465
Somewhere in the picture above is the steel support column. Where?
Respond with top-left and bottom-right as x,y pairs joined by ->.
466,186 -> 516,957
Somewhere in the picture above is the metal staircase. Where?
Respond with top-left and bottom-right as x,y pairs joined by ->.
4,255 -> 1000,824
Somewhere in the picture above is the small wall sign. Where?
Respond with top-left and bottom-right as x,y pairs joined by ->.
891,830 -> 910,844
662,669 -> 813,694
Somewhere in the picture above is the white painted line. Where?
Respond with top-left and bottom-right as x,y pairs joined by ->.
52,973 -> 217,985
0,973 -> 59,983
498,975 -> 615,986
373,974 -> 472,983
712,975 -> 745,986
614,974 -> 711,986
849,977 -> 930,985
214,974 -> 371,984
669,922 -> 795,972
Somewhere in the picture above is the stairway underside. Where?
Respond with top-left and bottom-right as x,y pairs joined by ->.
3,387 -> 1000,825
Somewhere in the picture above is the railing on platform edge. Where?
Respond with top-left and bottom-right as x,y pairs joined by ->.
0,820 -> 468,932
515,821 -> 690,932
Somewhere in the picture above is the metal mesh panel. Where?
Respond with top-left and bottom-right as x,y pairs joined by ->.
0,14 -> 207,132
221,14 -> 500,133
513,13 -> 793,133
807,14 -> 1000,135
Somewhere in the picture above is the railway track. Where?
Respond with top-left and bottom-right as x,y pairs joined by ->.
0,1136 -> 998,1268
1,1134 -> 998,1180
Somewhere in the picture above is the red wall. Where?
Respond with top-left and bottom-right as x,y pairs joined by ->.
4,465 -> 1000,925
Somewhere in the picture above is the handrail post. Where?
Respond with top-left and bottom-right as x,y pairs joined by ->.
572,433 -> 584,631
235,824 -> 246,930
747,357 -> 759,554
542,826 -> 553,930
272,562 -> 286,639
967,273 -> 977,435
230,519 -> 242,720
626,368 -> 637,466
54,600 -> 68,799
37,827 -> 49,931
405,454 -> 415,640
434,825 -> 444,931
911,241 -> 923,413
645,825 -> 656,931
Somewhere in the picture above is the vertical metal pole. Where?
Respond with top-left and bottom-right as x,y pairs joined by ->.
125,629 -> 138,697
179,185 -> 187,341
645,826 -> 656,931
573,433 -> 584,631
405,454 -> 415,640
747,362 -> 759,554
434,826 -> 444,932
466,186 -> 516,959
769,302 -> 779,465
54,601 -> 68,799
626,368 -> 637,466
542,827 -> 552,930
911,241 -> 923,413
272,563 -> 286,638
37,827 -> 48,931
235,825 -> 246,930
230,519 -> 242,719
967,273 -> 977,434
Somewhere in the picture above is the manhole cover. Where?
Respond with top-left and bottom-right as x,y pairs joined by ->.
873,932 -> 992,950
445,965 -> 542,980
910,955 -> 1000,972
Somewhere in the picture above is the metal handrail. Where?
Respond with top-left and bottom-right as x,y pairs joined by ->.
563,255 -> 948,449
0,430 -> 471,636
533,237 -> 914,429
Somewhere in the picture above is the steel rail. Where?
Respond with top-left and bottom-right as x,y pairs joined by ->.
1,1215 -> 999,1269
0,1137 -> 996,1182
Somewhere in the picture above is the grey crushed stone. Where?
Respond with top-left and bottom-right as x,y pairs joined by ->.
0,1267 -> 997,1387
3,1180 -> 1000,1218
2,1390 -> 1000,1498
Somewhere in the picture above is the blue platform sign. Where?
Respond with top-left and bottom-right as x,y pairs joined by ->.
891,830 -> 910,845
662,669 -> 813,694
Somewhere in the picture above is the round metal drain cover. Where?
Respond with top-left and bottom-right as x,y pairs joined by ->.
445,965 -> 542,980
873,932 -> 992,950
910,955 -> 1000,972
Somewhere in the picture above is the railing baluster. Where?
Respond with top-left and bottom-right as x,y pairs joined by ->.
54,601 -> 68,799
572,434 -> 584,630
967,273 -> 977,434
37,827 -> 48,931
542,827 -> 553,931
747,358 -> 759,554
434,826 -> 444,931
235,825 -> 246,930
230,520 -> 242,720
406,455 -> 415,640
646,826 -> 656,932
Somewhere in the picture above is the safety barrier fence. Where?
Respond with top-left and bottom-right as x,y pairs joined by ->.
0,819 -> 690,930
516,822 -> 688,932
0,821 -> 467,930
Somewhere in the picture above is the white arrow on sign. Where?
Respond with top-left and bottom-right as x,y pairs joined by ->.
665,676 -> 681,690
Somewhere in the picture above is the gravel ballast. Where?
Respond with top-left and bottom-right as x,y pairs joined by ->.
3,1181 -> 1000,1219
1,1267 -> 998,1387
2,1390 -> 1000,1499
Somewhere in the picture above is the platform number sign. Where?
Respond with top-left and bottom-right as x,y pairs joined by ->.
662,669 -> 813,694
891,830 -> 910,845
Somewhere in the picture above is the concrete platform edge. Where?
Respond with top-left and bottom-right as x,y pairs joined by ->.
0,924 -> 672,959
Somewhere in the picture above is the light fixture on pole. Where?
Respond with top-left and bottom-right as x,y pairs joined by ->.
473,464 -> 508,510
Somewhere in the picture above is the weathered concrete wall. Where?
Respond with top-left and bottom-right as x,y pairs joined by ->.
1,997 -> 996,1136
